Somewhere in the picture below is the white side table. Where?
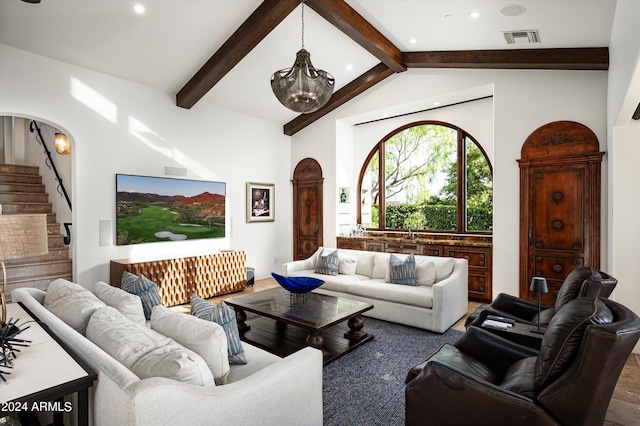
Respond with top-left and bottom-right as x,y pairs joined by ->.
0,303 -> 97,426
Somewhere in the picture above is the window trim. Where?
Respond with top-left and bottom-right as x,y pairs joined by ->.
357,120 -> 493,234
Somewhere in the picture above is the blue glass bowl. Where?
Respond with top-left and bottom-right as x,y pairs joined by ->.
271,272 -> 324,294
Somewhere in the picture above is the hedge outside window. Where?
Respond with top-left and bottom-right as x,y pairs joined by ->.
358,121 -> 492,233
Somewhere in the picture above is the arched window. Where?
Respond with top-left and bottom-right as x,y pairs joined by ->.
358,121 -> 492,233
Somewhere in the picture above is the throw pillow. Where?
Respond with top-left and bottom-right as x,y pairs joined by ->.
120,271 -> 162,320
44,279 -> 107,336
388,254 -> 418,285
87,306 -> 214,386
191,295 -> 247,364
314,249 -> 339,276
151,305 -> 230,385
415,259 -> 436,286
93,281 -> 145,325
338,254 -> 357,275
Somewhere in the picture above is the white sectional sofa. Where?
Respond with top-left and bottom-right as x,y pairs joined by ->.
12,281 -> 323,426
282,247 -> 469,333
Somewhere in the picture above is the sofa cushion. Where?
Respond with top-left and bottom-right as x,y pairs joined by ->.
431,257 -> 456,282
87,306 -> 214,386
315,249 -> 339,276
388,254 -> 418,285
151,305 -> 230,385
347,280 -> 433,309
288,270 -> 370,293
535,298 -> 613,389
354,251 -> 375,278
93,281 -> 145,325
372,253 -> 390,279
338,253 -> 357,275
191,295 -> 247,364
415,259 -> 436,286
500,357 -> 536,398
121,272 -> 162,320
44,279 -> 107,336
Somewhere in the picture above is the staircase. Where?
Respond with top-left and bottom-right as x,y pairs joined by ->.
0,163 -> 72,300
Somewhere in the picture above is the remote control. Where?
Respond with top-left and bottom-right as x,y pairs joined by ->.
487,315 -> 516,325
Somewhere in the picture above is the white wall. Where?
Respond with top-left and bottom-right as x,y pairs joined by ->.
291,68 -> 608,300
608,0 -> 640,353
0,44 -> 292,285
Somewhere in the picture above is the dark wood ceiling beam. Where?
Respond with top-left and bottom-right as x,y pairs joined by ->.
176,0 -> 299,109
284,63 -> 395,136
306,0 -> 406,73
403,47 -> 609,70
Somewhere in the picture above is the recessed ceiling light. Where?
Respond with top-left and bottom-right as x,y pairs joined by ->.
409,38 -> 417,44
444,14 -> 453,19
133,4 -> 146,14
500,4 -> 526,17
433,102 -> 441,106
469,11 -> 481,18
346,64 -> 353,71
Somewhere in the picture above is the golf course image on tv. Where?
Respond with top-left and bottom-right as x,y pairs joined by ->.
116,174 -> 226,245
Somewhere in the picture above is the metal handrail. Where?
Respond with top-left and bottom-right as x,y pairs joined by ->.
29,120 -> 72,245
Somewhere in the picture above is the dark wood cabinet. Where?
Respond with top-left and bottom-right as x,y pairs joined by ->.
337,236 -> 492,302
518,121 -> 603,303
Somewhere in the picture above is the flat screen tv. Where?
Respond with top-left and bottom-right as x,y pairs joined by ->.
116,174 -> 226,245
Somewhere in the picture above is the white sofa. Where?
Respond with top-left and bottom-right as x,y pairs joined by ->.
283,247 -> 468,333
12,282 -> 323,426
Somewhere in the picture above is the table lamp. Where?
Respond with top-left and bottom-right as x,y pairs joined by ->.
530,276 -> 548,335
0,208 -> 49,336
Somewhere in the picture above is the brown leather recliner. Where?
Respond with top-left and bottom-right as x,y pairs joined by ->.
405,297 -> 640,426
465,267 -> 617,328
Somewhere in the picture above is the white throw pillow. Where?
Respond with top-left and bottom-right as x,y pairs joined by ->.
151,305 -> 230,385
44,279 -> 106,336
93,281 -> 145,325
432,257 -> 456,282
338,254 -> 357,275
354,252 -> 375,277
87,307 -> 214,386
415,259 -> 436,286
372,253 -> 390,279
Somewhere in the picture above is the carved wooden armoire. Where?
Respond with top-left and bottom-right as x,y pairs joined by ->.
518,121 -> 604,305
292,158 -> 324,261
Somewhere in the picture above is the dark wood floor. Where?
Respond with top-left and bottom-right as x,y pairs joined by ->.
183,278 -> 640,426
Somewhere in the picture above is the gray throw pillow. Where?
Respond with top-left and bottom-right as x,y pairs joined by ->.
388,254 -> 418,285
93,281 -> 145,325
44,279 -> 107,336
121,271 -> 162,320
315,249 -> 339,276
191,295 -> 247,364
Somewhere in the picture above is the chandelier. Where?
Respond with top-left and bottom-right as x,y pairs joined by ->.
271,0 -> 335,114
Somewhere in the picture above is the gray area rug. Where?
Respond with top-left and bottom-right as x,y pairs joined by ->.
322,318 -> 463,426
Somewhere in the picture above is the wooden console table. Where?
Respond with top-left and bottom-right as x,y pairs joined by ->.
110,251 -> 246,306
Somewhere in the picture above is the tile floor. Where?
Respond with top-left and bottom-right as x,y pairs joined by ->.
198,278 -> 640,425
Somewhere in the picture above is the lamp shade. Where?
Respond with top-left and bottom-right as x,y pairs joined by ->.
0,214 -> 49,261
530,276 -> 548,293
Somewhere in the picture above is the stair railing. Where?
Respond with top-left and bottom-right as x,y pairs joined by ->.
29,120 -> 72,245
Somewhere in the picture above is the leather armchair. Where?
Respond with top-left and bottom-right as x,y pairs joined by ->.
406,298 -> 640,426
465,267 -> 617,328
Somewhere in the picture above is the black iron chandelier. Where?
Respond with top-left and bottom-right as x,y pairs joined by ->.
270,0 -> 335,114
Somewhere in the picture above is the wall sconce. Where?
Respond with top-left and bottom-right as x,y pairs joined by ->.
54,132 -> 71,155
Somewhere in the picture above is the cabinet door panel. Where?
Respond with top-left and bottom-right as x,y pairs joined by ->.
366,241 -> 386,252
337,239 -> 365,250
532,168 -> 585,252
445,248 -> 487,269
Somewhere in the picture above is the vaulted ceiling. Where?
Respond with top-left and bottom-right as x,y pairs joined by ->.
0,1 -> 616,135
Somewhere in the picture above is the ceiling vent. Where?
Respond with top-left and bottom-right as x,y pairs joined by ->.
503,30 -> 541,45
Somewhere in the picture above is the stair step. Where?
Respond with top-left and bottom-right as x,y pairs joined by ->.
0,173 -> 43,185
4,246 -> 70,264
0,164 -> 40,175
0,182 -> 46,193
5,274 -> 74,302
0,192 -> 50,203
4,259 -> 73,280
0,202 -> 52,213
48,234 -> 67,248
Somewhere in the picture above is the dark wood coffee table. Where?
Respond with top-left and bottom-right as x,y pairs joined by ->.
225,287 -> 374,365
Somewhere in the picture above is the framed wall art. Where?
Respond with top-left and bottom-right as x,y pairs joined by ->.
246,182 -> 274,223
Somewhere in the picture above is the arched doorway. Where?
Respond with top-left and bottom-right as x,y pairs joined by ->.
292,158 -> 323,260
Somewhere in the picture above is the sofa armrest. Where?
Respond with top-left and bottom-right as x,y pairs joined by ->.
127,346 -> 323,426
430,259 -> 469,333
282,248 -> 321,275
11,287 -> 46,305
